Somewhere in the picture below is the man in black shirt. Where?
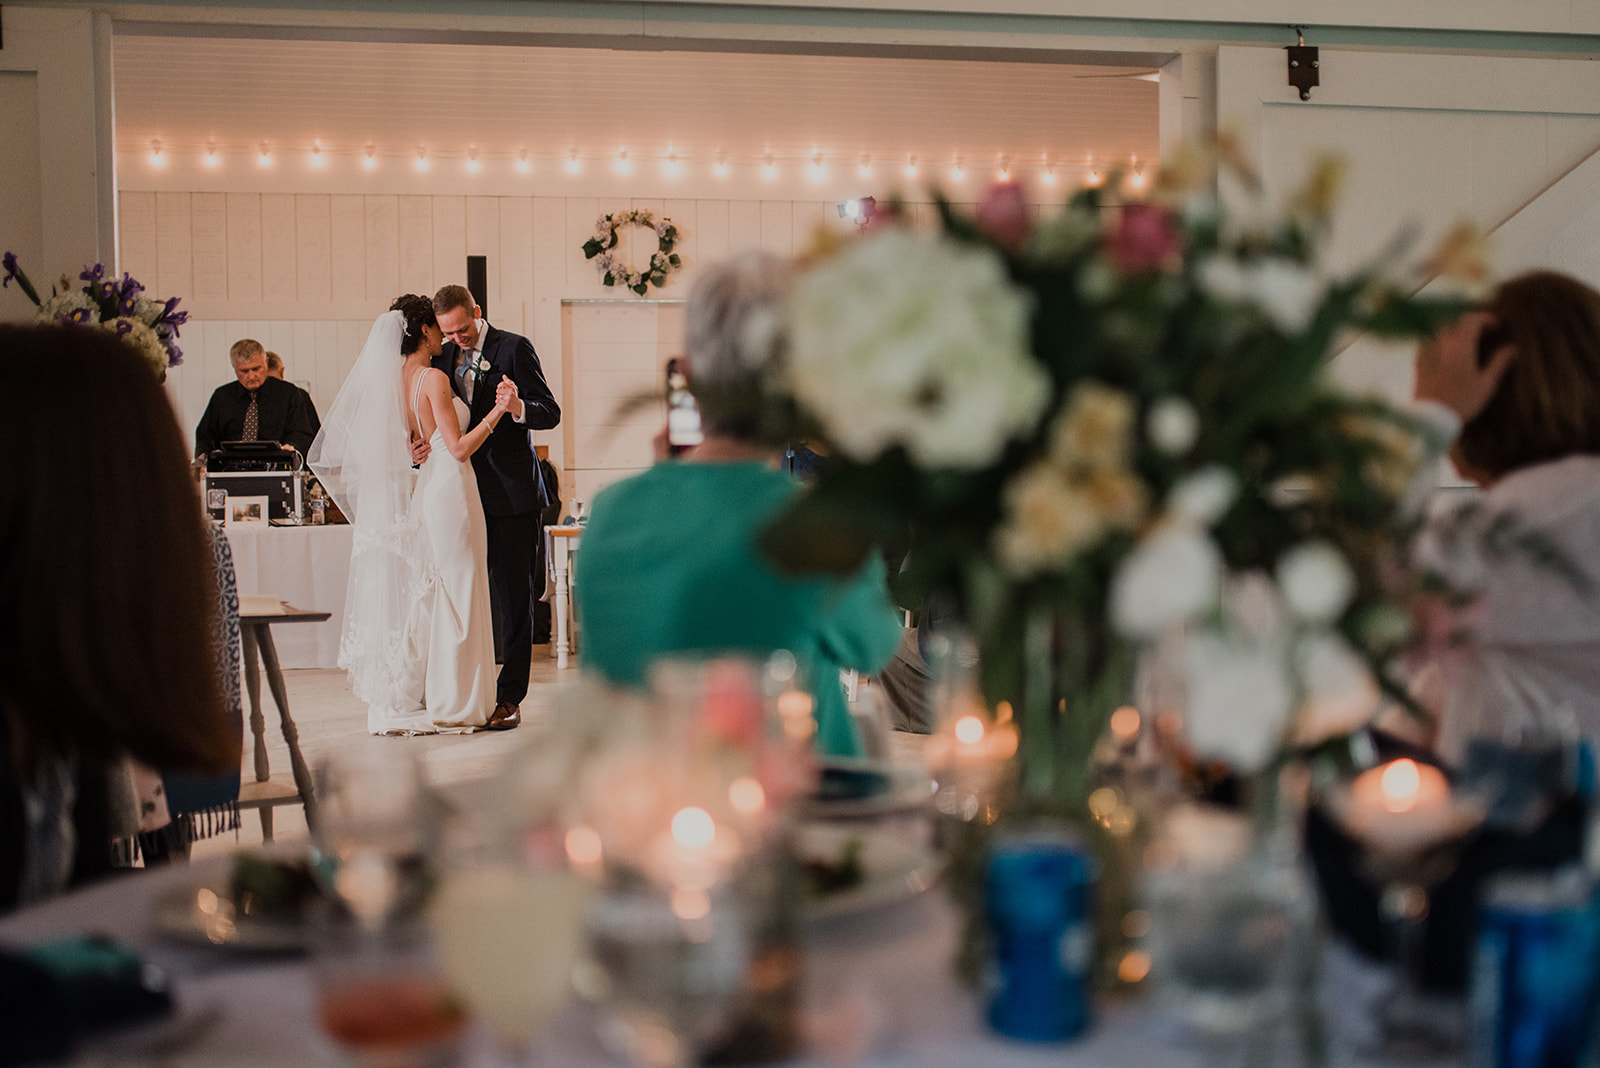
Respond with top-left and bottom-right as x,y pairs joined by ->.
265,350 -> 322,438
194,339 -> 317,457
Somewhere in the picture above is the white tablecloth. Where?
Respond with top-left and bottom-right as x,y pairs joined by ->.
223,525 -> 352,669
0,858 -> 1429,1068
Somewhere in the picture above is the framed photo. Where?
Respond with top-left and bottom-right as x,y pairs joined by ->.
225,495 -> 269,527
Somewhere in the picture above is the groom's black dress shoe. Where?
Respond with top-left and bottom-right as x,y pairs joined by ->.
485,702 -> 521,731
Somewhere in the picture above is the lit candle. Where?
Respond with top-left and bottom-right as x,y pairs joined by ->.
1338,758 -> 1471,856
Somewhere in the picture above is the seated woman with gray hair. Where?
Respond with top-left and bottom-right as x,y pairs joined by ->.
575,252 -> 904,757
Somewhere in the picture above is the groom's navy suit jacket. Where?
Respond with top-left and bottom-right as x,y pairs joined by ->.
435,323 -> 560,517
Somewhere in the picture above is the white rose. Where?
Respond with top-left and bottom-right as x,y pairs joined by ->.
1276,541 -> 1355,624
1181,632 -> 1293,772
1110,525 -> 1223,637
1293,631 -> 1381,743
1168,465 -> 1239,526
788,230 -> 1047,470
1198,255 -> 1324,335
1146,396 -> 1199,456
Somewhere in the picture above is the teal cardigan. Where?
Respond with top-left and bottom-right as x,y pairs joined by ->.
575,461 -> 903,757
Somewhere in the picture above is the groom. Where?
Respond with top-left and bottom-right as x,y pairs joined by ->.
430,284 -> 561,731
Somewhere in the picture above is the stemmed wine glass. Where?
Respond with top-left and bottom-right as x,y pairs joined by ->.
309,748 -> 463,1066
1330,758 -> 1486,1058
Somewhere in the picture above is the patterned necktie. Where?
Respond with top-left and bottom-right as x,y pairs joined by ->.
242,389 -> 260,441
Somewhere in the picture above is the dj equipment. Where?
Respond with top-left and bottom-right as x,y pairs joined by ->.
203,442 -> 304,522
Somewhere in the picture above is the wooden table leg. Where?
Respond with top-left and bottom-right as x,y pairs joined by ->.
240,624 -> 270,783
255,625 -> 319,828
552,536 -> 570,670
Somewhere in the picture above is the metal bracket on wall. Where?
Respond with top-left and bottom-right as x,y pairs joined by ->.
1288,26 -> 1319,101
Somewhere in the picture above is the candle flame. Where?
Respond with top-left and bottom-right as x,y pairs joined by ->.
1380,758 -> 1422,813
671,806 -> 716,849
565,825 -> 603,867
728,776 -> 765,816
954,715 -> 986,746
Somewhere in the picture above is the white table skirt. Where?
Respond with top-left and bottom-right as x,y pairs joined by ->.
223,525 -> 352,669
0,858 -> 1428,1068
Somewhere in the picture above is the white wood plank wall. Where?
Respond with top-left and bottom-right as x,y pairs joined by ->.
122,192 -> 966,500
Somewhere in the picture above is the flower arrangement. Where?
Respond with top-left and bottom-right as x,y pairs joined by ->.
3,253 -> 188,377
761,147 -> 1483,813
582,210 -> 682,296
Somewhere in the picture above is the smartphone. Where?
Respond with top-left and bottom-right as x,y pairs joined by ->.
664,357 -> 703,454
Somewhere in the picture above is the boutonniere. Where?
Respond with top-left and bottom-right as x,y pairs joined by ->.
470,354 -> 491,383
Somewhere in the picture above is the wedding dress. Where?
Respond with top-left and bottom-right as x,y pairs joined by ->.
308,311 -> 492,734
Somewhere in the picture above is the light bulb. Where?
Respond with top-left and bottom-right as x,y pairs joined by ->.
362,147 -> 378,171
904,157 -> 918,179
950,162 -> 965,182
763,157 -> 777,180
257,143 -> 273,168
664,153 -> 681,178
414,147 -> 429,173
613,149 -> 632,176
713,158 -> 728,178
465,148 -> 481,174
1041,167 -> 1057,186
202,144 -> 220,169
148,139 -> 165,168
309,144 -> 326,169
515,149 -> 531,174
564,152 -> 582,176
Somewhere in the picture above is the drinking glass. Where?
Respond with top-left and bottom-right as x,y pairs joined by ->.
431,860 -> 592,1062
309,749 -> 461,1067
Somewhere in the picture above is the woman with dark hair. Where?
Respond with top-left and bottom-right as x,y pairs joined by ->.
0,325 -> 240,909
310,297 -> 514,734
1409,269 -> 1600,756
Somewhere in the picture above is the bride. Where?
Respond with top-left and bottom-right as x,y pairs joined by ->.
310,296 -> 513,734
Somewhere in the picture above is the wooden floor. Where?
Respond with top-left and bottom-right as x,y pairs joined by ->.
195,647 -> 581,859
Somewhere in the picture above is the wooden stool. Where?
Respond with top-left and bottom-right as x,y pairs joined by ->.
237,600 -> 328,842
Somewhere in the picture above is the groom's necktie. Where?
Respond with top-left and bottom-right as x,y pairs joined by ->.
456,350 -> 477,405
242,389 -> 259,441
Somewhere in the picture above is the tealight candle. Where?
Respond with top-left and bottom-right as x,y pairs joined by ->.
1339,758 -> 1468,857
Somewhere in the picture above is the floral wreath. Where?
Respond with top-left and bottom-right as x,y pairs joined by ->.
582,210 -> 682,296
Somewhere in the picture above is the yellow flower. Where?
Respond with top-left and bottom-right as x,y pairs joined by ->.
1423,222 -> 1491,296
995,464 -> 1107,576
1083,466 -> 1149,530
1288,154 -> 1347,221
1051,382 -> 1136,470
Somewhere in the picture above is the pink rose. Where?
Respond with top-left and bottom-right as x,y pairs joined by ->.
976,181 -> 1031,249
1106,203 -> 1182,274
700,661 -> 765,748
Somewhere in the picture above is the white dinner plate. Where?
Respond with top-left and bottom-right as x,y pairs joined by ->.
795,818 -> 942,924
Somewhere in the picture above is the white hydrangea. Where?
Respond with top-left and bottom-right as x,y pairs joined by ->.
1293,630 -> 1381,743
1197,255 -> 1325,335
1276,541 -> 1355,624
1110,524 -> 1224,638
788,230 -> 1047,469
38,288 -> 95,322
1146,396 -> 1200,456
1181,631 -> 1294,772
1168,465 -> 1239,526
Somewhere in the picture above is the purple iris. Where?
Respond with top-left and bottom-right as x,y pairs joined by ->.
119,272 -> 145,299
60,309 -> 91,325
120,296 -> 139,315
2,252 -> 17,288
161,297 -> 188,330
165,341 -> 184,368
114,319 -> 133,336
79,263 -> 106,283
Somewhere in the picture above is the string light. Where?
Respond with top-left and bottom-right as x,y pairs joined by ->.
515,148 -> 531,174
202,143 -> 219,169
1086,169 -> 1104,187
309,143 -> 326,169
414,146 -> 429,173
564,151 -> 582,176
613,149 -> 632,176
362,145 -> 378,171
858,157 -> 872,179
663,153 -> 681,178
713,156 -> 728,178
1041,167 -> 1056,186
465,147 -> 481,174
808,154 -> 826,182
257,142 -> 273,168
148,139 -> 165,168
1128,165 -> 1147,190
950,160 -> 965,183
904,156 -> 919,179
763,156 -> 778,180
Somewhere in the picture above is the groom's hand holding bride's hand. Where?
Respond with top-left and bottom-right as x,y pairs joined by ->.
493,376 -> 518,414
409,436 -> 430,465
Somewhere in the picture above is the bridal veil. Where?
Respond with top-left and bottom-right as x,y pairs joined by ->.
308,310 -> 427,717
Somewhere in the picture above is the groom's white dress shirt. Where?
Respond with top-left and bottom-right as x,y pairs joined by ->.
454,319 -> 526,422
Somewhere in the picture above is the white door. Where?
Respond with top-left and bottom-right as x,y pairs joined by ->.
1217,46 -> 1600,403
